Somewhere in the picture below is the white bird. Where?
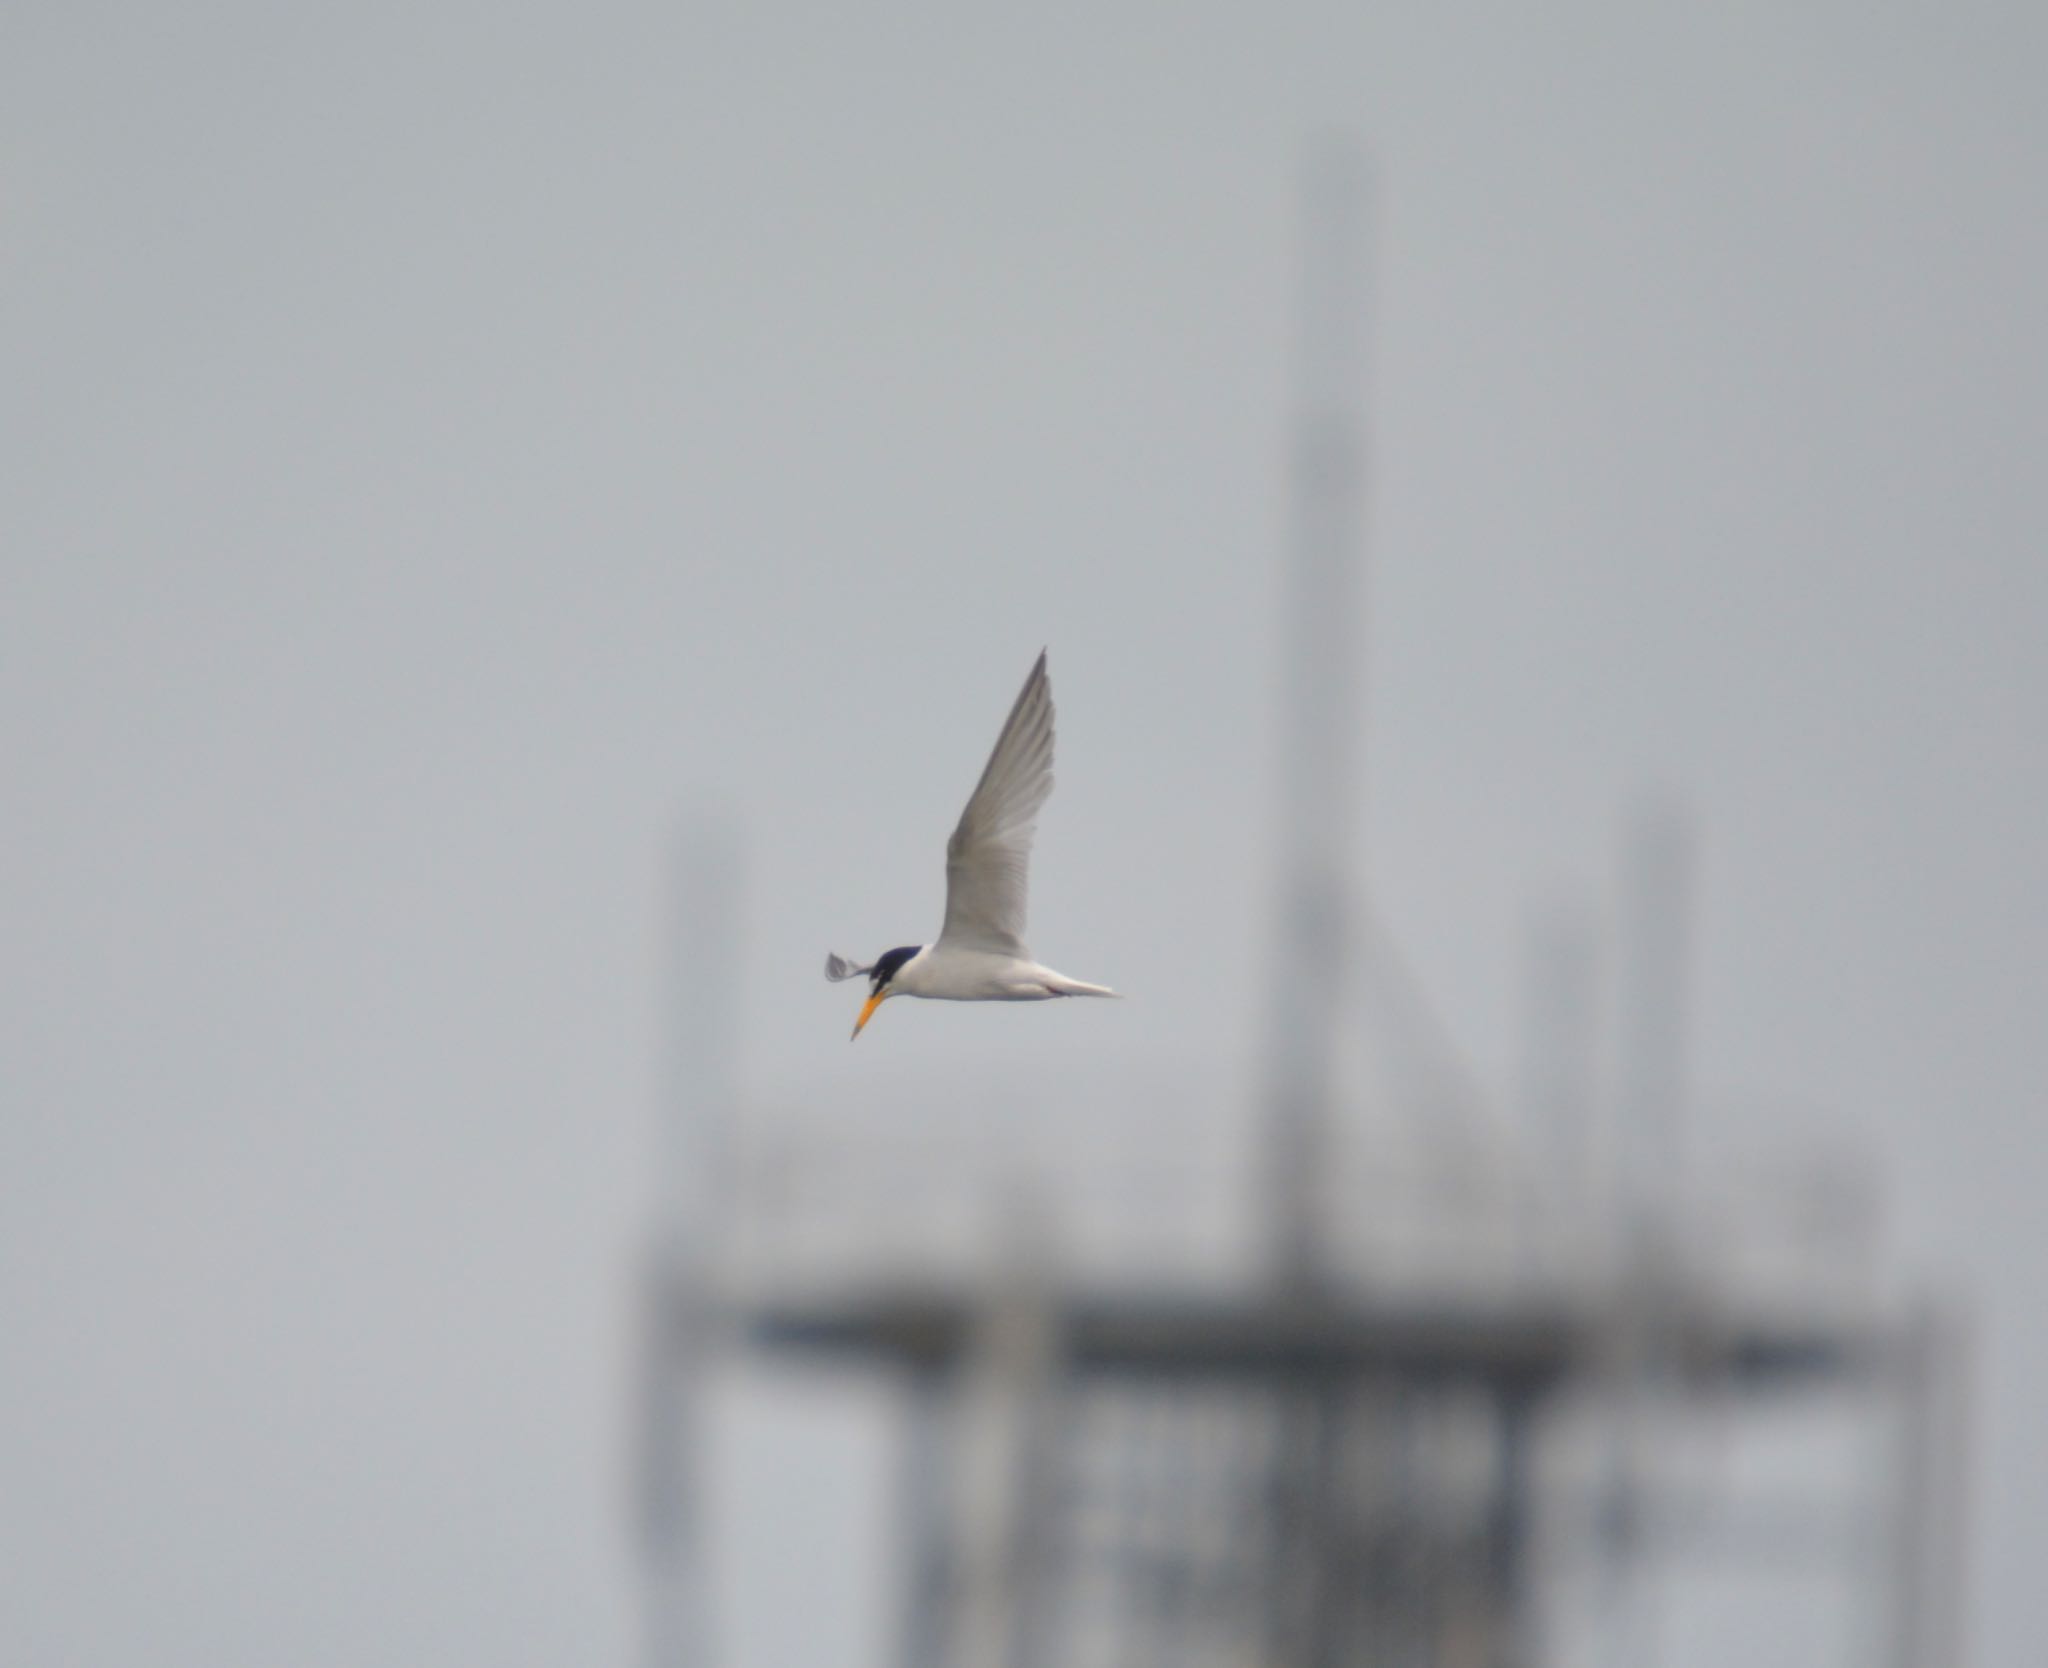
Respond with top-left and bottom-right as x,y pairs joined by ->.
826,649 -> 1119,1039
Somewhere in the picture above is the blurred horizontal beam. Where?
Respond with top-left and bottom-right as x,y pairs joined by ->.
729,1287 -> 1885,1392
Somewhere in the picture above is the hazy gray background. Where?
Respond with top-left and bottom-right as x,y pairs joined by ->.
4,3 -> 2043,1664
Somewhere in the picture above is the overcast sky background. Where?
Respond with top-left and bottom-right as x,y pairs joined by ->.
4,3 -> 2044,1665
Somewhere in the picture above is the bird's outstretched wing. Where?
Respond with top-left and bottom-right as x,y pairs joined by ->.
824,952 -> 872,983
936,650 -> 1055,958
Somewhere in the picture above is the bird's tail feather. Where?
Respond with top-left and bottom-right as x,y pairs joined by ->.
1044,974 -> 1121,998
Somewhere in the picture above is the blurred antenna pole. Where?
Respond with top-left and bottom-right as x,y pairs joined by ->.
635,822 -> 742,1668
948,1196 -> 1063,1668
1887,1300 -> 1974,1668
1257,137 -> 1374,1668
1617,799 -> 1694,1236
1521,905 -> 1601,1264
1263,136 -> 1373,1295
1596,797 -> 1697,1668
1518,896 -> 1601,1668
661,823 -> 741,1241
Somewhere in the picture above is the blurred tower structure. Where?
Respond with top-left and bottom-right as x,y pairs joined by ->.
636,151 -> 1970,1668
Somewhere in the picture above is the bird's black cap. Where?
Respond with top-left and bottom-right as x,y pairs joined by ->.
871,946 -> 921,988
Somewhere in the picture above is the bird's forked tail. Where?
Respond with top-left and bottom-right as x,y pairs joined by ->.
1040,971 -> 1121,998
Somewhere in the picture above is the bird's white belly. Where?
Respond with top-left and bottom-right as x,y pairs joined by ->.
895,949 -> 1061,1001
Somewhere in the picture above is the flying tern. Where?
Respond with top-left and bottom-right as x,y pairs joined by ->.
826,650 -> 1118,1039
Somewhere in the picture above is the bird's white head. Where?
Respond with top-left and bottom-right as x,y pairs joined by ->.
851,945 -> 922,1039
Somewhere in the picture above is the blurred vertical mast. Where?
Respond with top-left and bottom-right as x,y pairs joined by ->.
1617,799 -> 1693,1233
1522,907 -> 1600,1243
637,823 -> 741,1668
1264,141 -> 1372,1292
662,823 -> 741,1243
1597,798 -> 1697,1668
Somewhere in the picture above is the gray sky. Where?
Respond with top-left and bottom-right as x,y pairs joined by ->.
4,3 -> 2044,1665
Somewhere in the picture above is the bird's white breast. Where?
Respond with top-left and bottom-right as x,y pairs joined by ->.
892,945 -> 1062,1001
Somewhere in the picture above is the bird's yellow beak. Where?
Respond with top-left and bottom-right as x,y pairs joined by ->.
851,989 -> 885,1041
